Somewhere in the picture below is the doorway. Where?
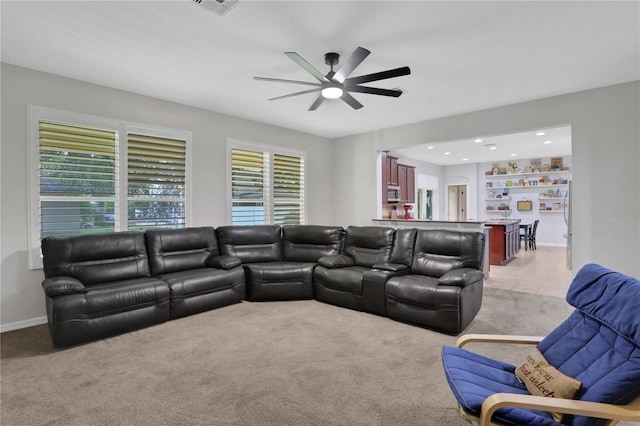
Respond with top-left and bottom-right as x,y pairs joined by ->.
448,184 -> 467,221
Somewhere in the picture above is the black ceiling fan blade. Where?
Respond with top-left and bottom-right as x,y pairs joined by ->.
341,92 -> 364,110
285,52 -> 330,83
268,88 -> 322,101
345,86 -> 403,97
333,47 -> 371,83
254,76 -> 321,87
345,66 -> 411,85
308,95 -> 325,111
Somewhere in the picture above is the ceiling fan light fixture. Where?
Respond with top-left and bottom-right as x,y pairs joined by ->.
321,85 -> 344,99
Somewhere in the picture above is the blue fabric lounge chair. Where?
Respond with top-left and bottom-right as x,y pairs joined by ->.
441,263 -> 640,426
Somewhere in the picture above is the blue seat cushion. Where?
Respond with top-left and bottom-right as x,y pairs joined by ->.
441,345 -> 561,426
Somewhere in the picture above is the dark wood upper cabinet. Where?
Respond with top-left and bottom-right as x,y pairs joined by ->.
397,163 -> 415,203
389,156 -> 398,185
381,152 -> 414,204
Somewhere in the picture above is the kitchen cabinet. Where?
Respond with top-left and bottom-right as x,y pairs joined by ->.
388,155 -> 398,185
488,221 -> 520,265
381,152 -> 414,204
398,164 -> 415,203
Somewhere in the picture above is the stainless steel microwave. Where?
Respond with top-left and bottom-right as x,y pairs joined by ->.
387,185 -> 401,202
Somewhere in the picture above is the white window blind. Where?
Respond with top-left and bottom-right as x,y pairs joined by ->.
229,142 -> 305,226
28,107 -> 192,269
127,133 -> 187,230
273,153 -> 305,225
38,120 -> 118,238
230,148 -> 269,225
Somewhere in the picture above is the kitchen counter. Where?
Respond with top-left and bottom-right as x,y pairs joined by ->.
372,218 -> 486,231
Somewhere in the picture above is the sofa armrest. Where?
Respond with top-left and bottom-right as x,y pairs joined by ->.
42,277 -> 86,297
318,254 -> 354,269
207,255 -> 242,270
438,268 -> 484,287
372,263 -> 409,273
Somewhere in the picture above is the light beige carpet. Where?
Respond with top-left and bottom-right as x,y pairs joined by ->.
0,288 -> 585,425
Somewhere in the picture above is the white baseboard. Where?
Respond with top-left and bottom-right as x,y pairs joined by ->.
0,316 -> 47,333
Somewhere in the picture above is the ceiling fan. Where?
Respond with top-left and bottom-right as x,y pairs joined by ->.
254,47 -> 411,111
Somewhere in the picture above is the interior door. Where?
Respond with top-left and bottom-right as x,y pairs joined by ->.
448,184 -> 467,221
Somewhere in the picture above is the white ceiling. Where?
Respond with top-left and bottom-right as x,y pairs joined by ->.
1,1 -> 638,140
392,125 -> 572,166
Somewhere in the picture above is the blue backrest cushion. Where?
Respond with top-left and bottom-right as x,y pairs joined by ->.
538,264 -> 640,426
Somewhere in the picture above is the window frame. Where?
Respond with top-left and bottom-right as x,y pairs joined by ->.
226,138 -> 307,226
27,106 -> 192,269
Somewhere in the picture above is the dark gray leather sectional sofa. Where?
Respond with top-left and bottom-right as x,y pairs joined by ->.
40,225 -> 485,347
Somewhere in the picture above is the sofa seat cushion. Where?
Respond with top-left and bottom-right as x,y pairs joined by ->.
441,345 -> 559,425
156,267 -> 242,298
54,277 -> 170,320
244,262 -> 315,300
314,265 -> 370,295
385,275 -> 440,308
156,267 -> 246,319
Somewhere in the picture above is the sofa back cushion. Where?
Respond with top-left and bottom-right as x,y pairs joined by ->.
410,230 -> 485,277
282,225 -> 345,262
41,232 -> 150,285
216,225 -> 282,263
344,226 -> 395,267
389,228 -> 417,266
145,227 -> 219,275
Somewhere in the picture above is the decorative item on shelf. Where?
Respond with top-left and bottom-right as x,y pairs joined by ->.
524,166 -> 533,173
403,204 -> 413,220
539,202 -> 546,210
517,200 -> 533,211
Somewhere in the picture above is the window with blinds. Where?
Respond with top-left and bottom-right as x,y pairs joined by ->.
38,120 -> 118,238
29,107 -> 192,269
230,148 -> 268,225
273,153 -> 304,225
229,143 -> 305,226
127,133 -> 186,231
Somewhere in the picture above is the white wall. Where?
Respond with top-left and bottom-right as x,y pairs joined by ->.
0,63 -> 335,331
478,156 -> 572,246
334,81 -> 640,277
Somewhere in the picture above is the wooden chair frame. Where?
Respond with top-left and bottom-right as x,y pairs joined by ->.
453,334 -> 640,426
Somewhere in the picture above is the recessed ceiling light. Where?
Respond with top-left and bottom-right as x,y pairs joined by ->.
444,152 -> 451,155
510,153 -> 518,157
536,132 -> 546,136
489,146 -> 497,150
462,158 -> 469,161
544,140 -> 552,144
427,146 -> 435,150
474,139 -> 483,143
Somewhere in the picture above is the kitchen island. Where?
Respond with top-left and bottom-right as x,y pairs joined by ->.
485,219 -> 521,266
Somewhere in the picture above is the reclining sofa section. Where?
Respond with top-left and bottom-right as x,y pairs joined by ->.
40,225 -> 485,347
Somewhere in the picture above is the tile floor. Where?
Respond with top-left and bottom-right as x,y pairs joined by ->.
484,245 -> 573,298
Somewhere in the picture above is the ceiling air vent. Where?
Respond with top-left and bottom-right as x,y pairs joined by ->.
192,0 -> 238,15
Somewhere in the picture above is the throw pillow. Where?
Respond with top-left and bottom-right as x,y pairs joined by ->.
515,348 -> 582,423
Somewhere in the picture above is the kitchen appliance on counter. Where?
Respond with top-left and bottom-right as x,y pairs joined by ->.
387,185 -> 400,202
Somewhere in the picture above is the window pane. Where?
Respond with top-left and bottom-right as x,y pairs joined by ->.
274,153 -> 304,225
38,120 -> 117,238
40,200 -> 116,238
231,148 -> 268,225
127,200 -> 185,231
127,133 -> 187,229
